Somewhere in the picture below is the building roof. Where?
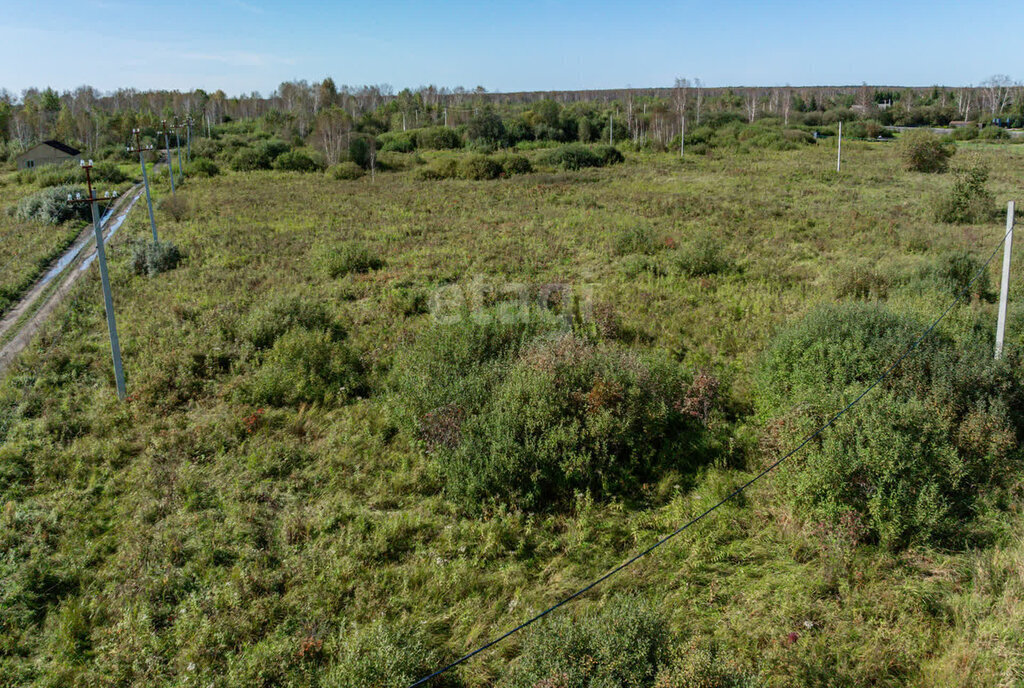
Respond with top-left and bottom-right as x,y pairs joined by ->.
41,140 -> 81,156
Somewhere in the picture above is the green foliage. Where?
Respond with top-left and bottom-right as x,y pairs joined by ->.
498,154 -> 532,175
416,126 -> 463,150
379,131 -> 416,153
896,129 -> 955,172
673,233 -> 730,276
317,241 -> 384,278
927,250 -> 992,300
501,595 -> 669,688
243,293 -> 345,350
323,620 -> 458,688
541,144 -> 602,170
328,161 -> 366,180
273,149 -> 323,172
242,327 -> 363,406
759,303 -> 1022,548
349,135 -> 374,169
933,164 -> 995,224
415,157 -> 459,180
230,146 -> 272,171
592,144 -> 625,166
466,109 -> 506,145
131,239 -> 182,277
613,225 -> 660,256
186,156 -> 220,177
12,185 -> 90,224
158,192 -> 190,222
458,154 -> 503,180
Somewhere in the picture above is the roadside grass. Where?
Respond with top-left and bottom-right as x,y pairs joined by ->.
0,141 -> 1022,686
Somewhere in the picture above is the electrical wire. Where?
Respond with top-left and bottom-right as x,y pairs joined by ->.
409,221 -> 1015,687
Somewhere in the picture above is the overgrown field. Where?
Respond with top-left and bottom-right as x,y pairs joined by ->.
1,139 -> 1023,687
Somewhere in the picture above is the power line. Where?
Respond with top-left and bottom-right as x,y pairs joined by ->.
409,222 -> 1015,687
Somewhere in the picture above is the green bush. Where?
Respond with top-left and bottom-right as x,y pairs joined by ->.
928,250 -> 992,300
499,154 -> 533,175
243,328 -> 363,406
317,242 -> 384,278
896,129 -> 954,172
674,233 -> 730,276
541,144 -> 602,170
416,126 -> 463,150
131,240 -> 182,277
758,303 -> 1023,548
256,139 -> 290,161
186,156 -> 220,177
322,620 -> 459,688
979,126 -> 1010,141
230,147 -> 271,171
328,161 -> 366,180
273,150 -> 323,172
243,293 -> 345,350
501,595 -> 669,688
933,164 -> 995,224
613,225 -> 659,256
349,136 -> 374,169
158,193 -> 190,222
592,144 -> 625,165
379,131 -> 416,153
415,157 -> 459,180
458,154 -> 503,180
12,185 -> 90,224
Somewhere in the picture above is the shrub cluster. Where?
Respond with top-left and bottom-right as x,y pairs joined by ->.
541,143 -> 624,170
273,149 -> 324,172
391,309 -> 714,511
11,185 -> 90,224
896,129 -> 954,172
933,164 -> 995,224
186,157 -> 220,177
131,240 -> 182,277
328,161 -> 366,180
316,242 -> 385,278
759,303 -> 1023,548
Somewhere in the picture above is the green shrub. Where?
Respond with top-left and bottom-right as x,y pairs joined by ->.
541,144 -> 602,170
416,126 -> 463,150
499,154 -> 533,175
158,193 -> 190,222
186,156 -> 220,177
379,131 -> 416,153
415,157 -> 459,180
758,303 -> 1023,548
979,126 -> 1010,141
674,233 -> 730,276
328,161 -> 366,180
243,328 -> 363,406
933,164 -> 995,224
896,129 -> 954,172
12,185 -> 90,224
273,149 -> 323,172
230,147 -> 271,171
131,240 -> 182,277
613,225 -> 659,256
928,250 -> 992,300
322,620 -> 458,688
91,161 -> 129,184
592,144 -> 625,165
834,265 -> 890,300
256,139 -> 290,161
349,136 -> 374,169
243,293 -> 345,350
316,242 -> 384,278
458,154 -> 503,180
501,595 -> 669,688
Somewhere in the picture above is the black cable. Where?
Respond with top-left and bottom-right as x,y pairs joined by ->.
409,222 -> 1015,687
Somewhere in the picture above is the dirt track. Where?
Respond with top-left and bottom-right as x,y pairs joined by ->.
0,187 -> 142,375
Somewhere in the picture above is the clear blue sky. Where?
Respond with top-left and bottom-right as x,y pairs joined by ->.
0,0 -> 1017,97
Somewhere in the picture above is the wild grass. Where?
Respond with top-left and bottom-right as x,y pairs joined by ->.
0,140 -> 1023,686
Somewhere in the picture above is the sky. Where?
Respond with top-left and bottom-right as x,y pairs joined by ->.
0,0 -> 1018,98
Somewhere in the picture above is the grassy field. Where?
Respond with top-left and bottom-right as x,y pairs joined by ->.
1,139 -> 1023,687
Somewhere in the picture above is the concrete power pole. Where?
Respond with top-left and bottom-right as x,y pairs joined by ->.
69,161 -> 126,400
996,201 -> 1016,359
128,129 -> 159,243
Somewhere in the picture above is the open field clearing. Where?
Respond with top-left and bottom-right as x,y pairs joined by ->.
0,136 -> 1023,687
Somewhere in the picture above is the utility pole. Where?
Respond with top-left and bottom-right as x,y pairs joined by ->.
173,118 -> 184,180
609,113 -> 613,145
996,201 -> 1016,359
680,115 -> 685,157
127,129 -> 159,243
186,116 -> 194,161
837,121 -> 843,172
158,121 -> 176,195
69,161 -> 126,400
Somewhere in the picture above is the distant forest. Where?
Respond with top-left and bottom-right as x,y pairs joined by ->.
0,76 -> 1020,161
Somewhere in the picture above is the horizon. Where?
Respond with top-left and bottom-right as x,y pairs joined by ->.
1,0 -> 1018,98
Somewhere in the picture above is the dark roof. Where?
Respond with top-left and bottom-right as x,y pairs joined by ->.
41,140 -> 81,156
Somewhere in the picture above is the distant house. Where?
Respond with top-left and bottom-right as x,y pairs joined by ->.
15,140 -> 82,171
